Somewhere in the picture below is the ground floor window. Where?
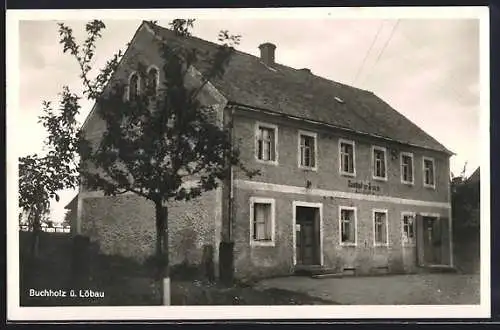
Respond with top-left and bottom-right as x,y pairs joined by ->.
250,197 -> 275,246
373,209 -> 389,246
339,206 -> 357,245
402,212 -> 416,245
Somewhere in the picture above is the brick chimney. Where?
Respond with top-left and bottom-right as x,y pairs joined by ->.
259,42 -> 276,66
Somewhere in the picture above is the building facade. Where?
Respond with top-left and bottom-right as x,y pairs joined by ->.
71,21 -> 454,281
229,106 -> 452,279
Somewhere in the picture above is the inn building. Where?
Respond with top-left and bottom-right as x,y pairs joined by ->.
69,21 -> 454,280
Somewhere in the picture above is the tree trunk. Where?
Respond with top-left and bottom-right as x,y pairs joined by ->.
30,211 -> 41,259
155,202 -> 170,305
162,206 -> 170,305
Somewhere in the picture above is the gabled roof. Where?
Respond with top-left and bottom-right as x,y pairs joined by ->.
65,194 -> 78,210
145,21 -> 453,155
467,167 -> 480,183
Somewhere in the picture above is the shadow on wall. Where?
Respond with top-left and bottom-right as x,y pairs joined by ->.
174,227 -> 198,264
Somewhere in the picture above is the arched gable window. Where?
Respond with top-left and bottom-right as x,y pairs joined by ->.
146,65 -> 159,95
128,72 -> 140,101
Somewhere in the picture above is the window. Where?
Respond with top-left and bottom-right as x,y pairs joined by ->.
372,146 -> 387,180
250,197 -> 275,246
339,207 -> 356,245
400,152 -> 414,184
423,157 -> 435,188
128,72 -> 140,101
339,139 -> 355,176
402,212 -> 415,246
298,131 -> 317,169
146,66 -> 159,95
373,210 -> 389,246
256,123 -> 278,163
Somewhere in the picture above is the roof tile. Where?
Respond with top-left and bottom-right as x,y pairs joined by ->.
147,21 -> 452,155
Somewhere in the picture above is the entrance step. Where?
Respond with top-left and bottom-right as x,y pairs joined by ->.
294,265 -> 351,278
424,265 -> 458,273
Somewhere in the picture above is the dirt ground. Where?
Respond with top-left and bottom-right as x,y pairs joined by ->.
255,273 -> 481,305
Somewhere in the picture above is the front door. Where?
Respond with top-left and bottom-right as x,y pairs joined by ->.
423,216 -> 441,265
295,206 -> 320,265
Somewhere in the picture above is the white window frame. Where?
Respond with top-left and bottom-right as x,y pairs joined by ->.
401,211 -> 416,247
297,130 -> 318,171
373,209 -> 389,247
338,138 -> 356,177
339,206 -> 357,246
422,156 -> 436,189
146,64 -> 160,93
126,71 -> 141,101
372,145 -> 388,181
249,197 -> 276,247
400,152 -> 415,185
255,122 -> 279,165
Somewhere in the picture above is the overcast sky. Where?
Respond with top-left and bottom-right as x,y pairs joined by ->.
15,14 -> 482,223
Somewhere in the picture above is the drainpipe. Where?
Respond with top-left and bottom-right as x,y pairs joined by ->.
228,105 -> 235,243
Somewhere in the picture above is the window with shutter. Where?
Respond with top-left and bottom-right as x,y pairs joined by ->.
250,198 -> 275,246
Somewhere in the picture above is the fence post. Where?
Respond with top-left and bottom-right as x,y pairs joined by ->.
201,244 -> 215,283
219,241 -> 234,286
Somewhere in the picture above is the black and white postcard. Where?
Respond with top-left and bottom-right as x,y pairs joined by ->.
6,6 -> 490,321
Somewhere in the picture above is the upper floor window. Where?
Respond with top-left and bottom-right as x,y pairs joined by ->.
128,72 -> 140,101
250,197 -> 275,246
401,212 -> 415,246
339,139 -> 355,176
400,152 -> 414,184
372,146 -> 387,180
298,131 -> 317,170
373,209 -> 389,246
256,123 -> 278,164
339,206 -> 357,246
423,157 -> 435,188
146,65 -> 159,95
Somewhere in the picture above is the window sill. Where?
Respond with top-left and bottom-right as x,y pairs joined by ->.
340,171 -> 356,178
401,180 -> 415,186
374,243 -> 390,248
340,242 -> 357,247
256,159 -> 279,166
298,165 -> 318,172
250,240 -> 275,247
372,176 -> 388,182
424,184 -> 436,190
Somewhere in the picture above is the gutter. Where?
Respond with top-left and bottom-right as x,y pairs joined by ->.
226,101 -> 455,157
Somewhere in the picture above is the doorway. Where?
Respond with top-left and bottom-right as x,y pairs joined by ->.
295,205 -> 321,266
422,215 -> 441,265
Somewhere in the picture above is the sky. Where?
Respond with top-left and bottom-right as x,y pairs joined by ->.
14,11 -> 483,223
